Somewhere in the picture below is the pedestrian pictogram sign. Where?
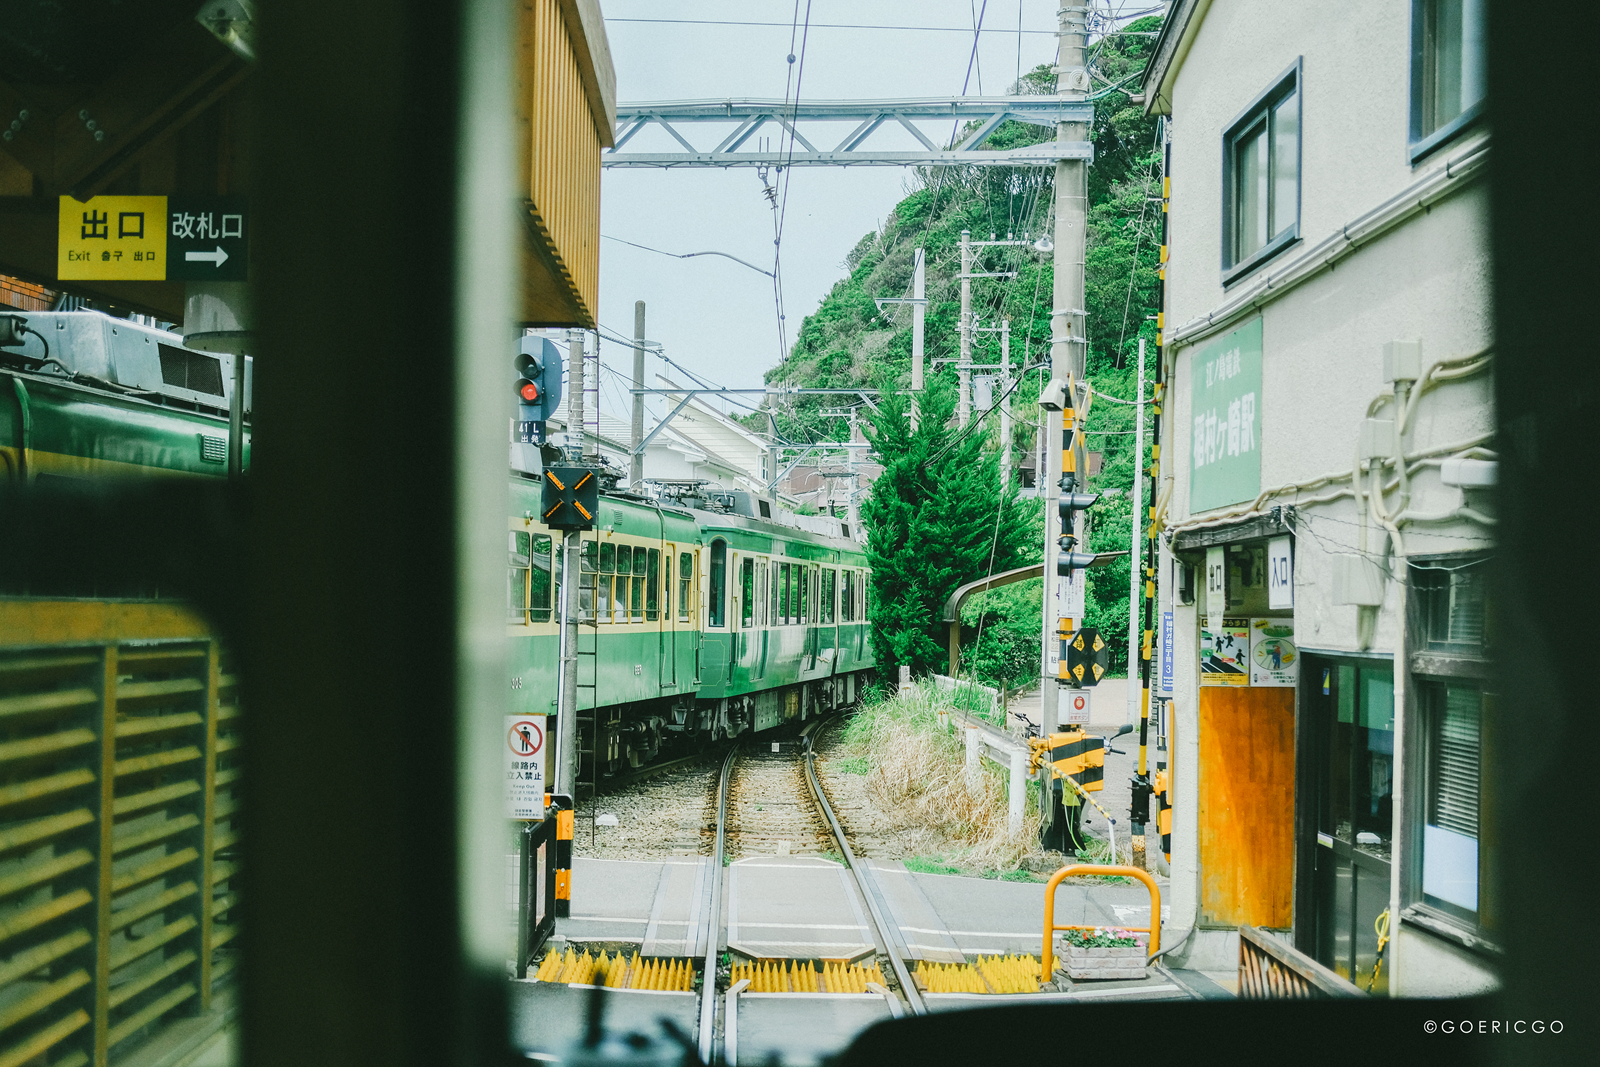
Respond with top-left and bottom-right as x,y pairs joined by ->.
58,195 -> 249,282
505,715 -> 546,819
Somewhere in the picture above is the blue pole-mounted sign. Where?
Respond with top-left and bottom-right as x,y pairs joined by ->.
1159,610 -> 1174,696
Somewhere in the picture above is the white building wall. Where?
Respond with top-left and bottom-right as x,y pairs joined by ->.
1155,0 -> 1496,995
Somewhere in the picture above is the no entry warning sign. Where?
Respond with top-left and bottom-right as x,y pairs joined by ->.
505,716 -> 546,819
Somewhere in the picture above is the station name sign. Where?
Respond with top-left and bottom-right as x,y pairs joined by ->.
58,195 -> 248,282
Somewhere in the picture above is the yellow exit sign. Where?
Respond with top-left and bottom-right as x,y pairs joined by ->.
57,195 -> 249,282
58,195 -> 166,280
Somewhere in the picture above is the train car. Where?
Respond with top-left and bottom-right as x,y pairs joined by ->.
506,484 -> 875,787
1,309 -> 251,483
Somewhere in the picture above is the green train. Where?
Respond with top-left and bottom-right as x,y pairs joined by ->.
1,309 -> 251,483
507,483 -> 877,785
4,309 -> 876,784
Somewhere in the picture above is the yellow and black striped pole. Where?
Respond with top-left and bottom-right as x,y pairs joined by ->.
551,793 -> 574,918
1056,376 -> 1080,681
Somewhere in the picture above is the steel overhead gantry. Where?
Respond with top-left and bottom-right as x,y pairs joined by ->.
603,96 -> 1093,167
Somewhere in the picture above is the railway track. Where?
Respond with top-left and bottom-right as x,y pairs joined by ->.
696,716 -> 925,1061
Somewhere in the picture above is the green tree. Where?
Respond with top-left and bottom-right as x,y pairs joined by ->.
860,389 -> 1038,678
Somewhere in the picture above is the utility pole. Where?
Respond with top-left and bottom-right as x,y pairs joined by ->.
999,318 -> 1012,492
847,408 -> 861,531
1041,3 -> 1090,737
1126,337 -> 1145,723
912,248 -> 925,430
567,329 -> 585,460
958,230 -> 973,428
631,300 -> 646,488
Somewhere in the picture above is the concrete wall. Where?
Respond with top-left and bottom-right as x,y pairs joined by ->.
1155,0 -> 1495,996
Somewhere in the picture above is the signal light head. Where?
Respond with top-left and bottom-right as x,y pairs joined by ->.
520,381 -> 540,403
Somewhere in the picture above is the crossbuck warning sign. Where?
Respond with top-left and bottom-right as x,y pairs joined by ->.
505,716 -> 546,819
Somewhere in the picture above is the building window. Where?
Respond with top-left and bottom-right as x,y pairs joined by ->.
1406,556 -> 1495,941
1222,60 -> 1301,280
1410,0 -> 1485,161
1419,684 -> 1485,923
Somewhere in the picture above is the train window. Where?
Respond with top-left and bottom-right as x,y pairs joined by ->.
709,540 -> 727,628
597,542 -> 614,622
770,562 -> 779,625
756,560 -> 768,626
631,548 -> 646,621
780,565 -> 791,625
821,569 -> 836,624
740,558 -> 754,627
508,530 -> 530,623
798,565 -> 809,622
678,552 -> 693,623
578,541 -> 594,621
646,549 -> 661,621
842,569 -> 855,622
615,545 -> 632,624
862,573 -> 870,619
530,534 -> 553,622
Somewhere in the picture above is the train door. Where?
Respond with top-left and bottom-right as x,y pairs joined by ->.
662,542 -> 677,690
703,539 -> 728,683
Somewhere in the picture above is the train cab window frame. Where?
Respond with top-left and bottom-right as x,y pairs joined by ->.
678,551 -> 693,624
740,557 -> 755,628
508,530 -> 531,623
708,539 -> 728,629
1409,0 -> 1486,163
530,534 -> 553,622
821,568 -> 836,624
1221,58 -> 1302,283
646,548 -> 661,621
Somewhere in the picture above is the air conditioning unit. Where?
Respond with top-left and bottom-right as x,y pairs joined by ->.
1332,554 -> 1386,606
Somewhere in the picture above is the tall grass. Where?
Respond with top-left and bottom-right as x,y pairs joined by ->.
839,681 -> 1041,872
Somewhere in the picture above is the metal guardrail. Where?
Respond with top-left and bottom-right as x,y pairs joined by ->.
0,600 -> 239,1067
1237,925 -> 1365,999
1041,865 -> 1162,984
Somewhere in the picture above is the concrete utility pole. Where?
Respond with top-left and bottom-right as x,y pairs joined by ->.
1126,337 -> 1145,723
1041,3 -> 1090,736
631,300 -> 646,488
999,318 -> 1013,492
958,229 -> 973,428
567,329 -> 585,458
912,248 -> 926,430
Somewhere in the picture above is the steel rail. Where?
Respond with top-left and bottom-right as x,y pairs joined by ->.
698,742 -> 739,1064
800,719 -> 926,1016
599,744 -> 731,794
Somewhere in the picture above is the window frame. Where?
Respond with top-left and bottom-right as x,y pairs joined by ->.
1220,58 -> 1303,284
1408,0 -> 1486,164
1402,554 -> 1498,951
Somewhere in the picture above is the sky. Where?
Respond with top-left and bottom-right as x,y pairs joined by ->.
590,0 -> 1081,423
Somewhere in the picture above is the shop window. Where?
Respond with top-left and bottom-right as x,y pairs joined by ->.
1410,0 -> 1485,161
507,530 -> 529,622
1223,61 -> 1300,279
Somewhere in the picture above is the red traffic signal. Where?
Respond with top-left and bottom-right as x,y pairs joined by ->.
520,380 -> 540,403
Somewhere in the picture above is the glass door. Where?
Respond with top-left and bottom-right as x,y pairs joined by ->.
1306,657 -> 1395,993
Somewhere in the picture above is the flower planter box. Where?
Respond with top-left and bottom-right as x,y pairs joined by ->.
1062,943 -> 1147,981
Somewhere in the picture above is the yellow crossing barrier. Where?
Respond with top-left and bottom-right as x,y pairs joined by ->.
728,959 -> 887,993
532,948 -> 695,990
915,955 -> 1041,994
